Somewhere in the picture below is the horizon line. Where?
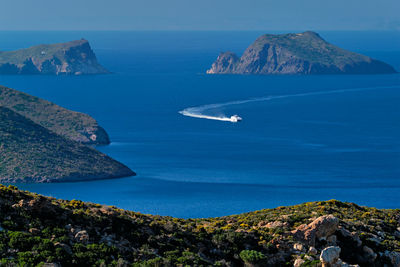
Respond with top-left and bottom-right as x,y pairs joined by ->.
0,29 -> 399,32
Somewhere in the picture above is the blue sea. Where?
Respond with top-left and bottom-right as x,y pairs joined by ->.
0,31 -> 399,218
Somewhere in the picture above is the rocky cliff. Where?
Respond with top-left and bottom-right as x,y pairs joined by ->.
0,39 -> 109,75
207,31 -> 397,75
0,85 -> 109,145
0,188 -> 398,266
0,107 -> 135,183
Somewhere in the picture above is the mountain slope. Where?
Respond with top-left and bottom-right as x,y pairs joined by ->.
0,107 -> 134,183
0,85 -> 109,145
0,39 -> 109,75
207,31 -> 397,75
0,186 -> 399,266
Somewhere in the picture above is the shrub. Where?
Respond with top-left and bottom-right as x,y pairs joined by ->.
239,250 -> 266,265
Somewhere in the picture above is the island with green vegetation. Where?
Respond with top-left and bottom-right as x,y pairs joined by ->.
0,84 -> 134,182
207,31 -> 397,75
0,185 -> 399,266
0,85 -> 109,145
0,39 -> 109,75
0,107 -> 134,183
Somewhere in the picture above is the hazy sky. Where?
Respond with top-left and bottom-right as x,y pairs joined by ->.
1,0 -> 399,31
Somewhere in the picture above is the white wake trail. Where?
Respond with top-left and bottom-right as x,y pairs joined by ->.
179,85 -> 399,122
178,111 -> 236,122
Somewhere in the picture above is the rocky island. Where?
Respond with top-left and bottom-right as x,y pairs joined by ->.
207,31 -> 397,75
0,187 -> 399,266
0,85 -> 109,145
0,39 -> 109,75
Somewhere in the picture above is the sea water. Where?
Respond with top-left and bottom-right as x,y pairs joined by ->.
0,31 -> 399,218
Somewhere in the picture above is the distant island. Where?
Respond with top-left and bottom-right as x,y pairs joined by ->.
207,31 -> 397,75
0,85 -> 109,145
0,39 -> 109,75
0,187 -> 399,266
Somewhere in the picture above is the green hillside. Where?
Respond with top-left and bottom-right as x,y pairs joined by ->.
0,107 -> 134,183
0,85 -> 109,145
0,185 -> 399,266
250,31 -> 369,65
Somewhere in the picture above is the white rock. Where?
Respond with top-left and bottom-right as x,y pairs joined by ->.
308,246 -> 318,255
293,243 -> 305,251
320,246 -> 341,265
304,255 -> 314,261
294,258 -> 305,267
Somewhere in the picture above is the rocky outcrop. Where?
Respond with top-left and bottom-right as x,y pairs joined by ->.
289,213 -> 396,266
0,39 -> 109,75
206,52 -> 239,74
258,220 -> 288,229
319,246 -> 359,267
320,246 -> 341,266
207,31 -> 397,75
292,215 -> 339,246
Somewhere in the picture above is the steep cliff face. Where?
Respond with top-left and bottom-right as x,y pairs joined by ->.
207,31 -> 397,75
206,52 -> 239,74
0,39 -> 109,75
0,107 -> 135,183
0,85 -> 110,145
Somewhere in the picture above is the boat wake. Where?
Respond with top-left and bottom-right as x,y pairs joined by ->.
179,85 -> 399,122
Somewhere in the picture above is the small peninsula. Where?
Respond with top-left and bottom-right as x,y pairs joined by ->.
207,31 -> 397,75
0,39 -> 109,75
0,187 -> 399,266
0,107 -> 135,183
0,85 -> 109,145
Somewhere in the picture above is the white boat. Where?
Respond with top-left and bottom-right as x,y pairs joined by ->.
230,115 -> 242,122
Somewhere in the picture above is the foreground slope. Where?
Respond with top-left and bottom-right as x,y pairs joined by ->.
0,107 -> 134,183
207,31 -> 397,75
0,39 -> 109,75
0,185 -> 399,266
0,85 -> 109,145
